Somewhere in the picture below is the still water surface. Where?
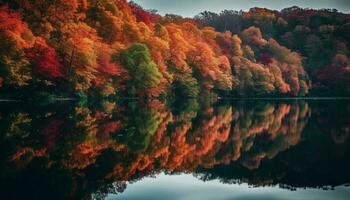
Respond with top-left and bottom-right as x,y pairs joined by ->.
0,99 -> 349,200
109,173 -> 350,200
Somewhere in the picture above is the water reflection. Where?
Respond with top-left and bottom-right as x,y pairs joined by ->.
0,100 -> 349,199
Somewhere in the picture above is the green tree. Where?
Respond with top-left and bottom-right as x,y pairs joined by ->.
116,43 -> 162,96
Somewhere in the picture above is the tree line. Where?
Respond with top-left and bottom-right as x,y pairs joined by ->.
195,6 -> 350,96
0,1 -> 348,98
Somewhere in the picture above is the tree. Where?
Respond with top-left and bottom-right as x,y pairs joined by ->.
0,6 -> 34,87
86,1 -> 122,43
29,37 -> 63,79
267,39 -> 310,96
240,26 -> 267,47
116,43 -> 162,97
318,54 -> 350,93
166,24 -> 193,71
59,22 -> 101,91
170,67 -> 200,98
188,42 -> 233,91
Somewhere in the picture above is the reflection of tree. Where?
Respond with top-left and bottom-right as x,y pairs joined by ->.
4,100 -> 350,200
231,101 -> 311,169
102,100 -> 312,189
117,101 -> 167,153
194,101 -> 350,189
0,102 -> 126,200
195,125 -> 350,188
312,101 -> 350,144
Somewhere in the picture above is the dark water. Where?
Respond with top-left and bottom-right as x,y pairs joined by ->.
0,99 -> 350,200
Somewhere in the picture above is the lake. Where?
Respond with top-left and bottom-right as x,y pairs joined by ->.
0,99 -> 349,200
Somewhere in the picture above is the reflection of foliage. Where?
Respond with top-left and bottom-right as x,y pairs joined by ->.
2,100 -> 350,199
5,113 -> 32,139
196,125 -> 350,188
117,102 -> 163,152
170,98 -> 199,121
230,101 -> 310,169
312,101 -> 350,144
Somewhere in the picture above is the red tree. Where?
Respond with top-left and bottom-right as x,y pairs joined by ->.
129,2 -> 159,26
29,37 -> 63,79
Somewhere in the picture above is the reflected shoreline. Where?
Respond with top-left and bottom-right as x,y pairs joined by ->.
1,96 -> 350,102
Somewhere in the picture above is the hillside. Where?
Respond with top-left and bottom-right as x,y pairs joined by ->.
0,1 -> 348,98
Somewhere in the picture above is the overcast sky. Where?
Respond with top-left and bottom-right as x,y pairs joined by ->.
130,0 -> 350,17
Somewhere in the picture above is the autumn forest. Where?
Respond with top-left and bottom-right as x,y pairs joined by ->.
1,1 -> 350,199
0,0 -> 349,100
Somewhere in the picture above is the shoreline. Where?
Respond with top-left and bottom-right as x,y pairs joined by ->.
1,96 -> 350,103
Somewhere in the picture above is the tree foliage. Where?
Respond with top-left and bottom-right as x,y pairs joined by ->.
2,1 -> 348,97
117,43 -> 162,96
195,6 -> 350,96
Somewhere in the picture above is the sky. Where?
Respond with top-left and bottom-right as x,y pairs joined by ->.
130,0 -> 350,17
